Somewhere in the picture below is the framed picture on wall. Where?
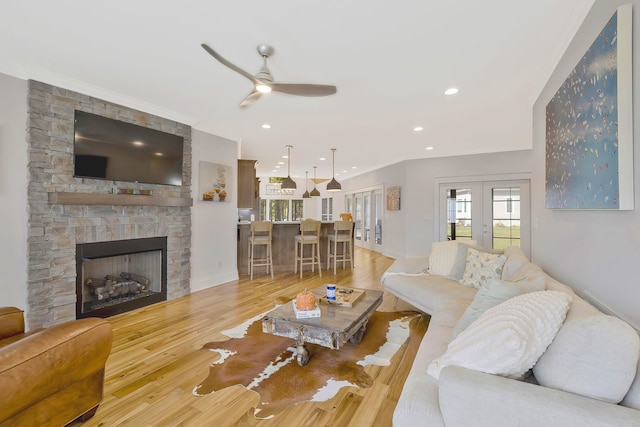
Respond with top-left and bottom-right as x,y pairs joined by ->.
545,4 -> 633,210
386,186 -> 401,211
200,161 -> 232,202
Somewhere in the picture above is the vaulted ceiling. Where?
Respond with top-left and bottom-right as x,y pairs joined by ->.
1,1 -> 593,180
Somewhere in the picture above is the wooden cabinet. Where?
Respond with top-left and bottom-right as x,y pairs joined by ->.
237,159 -> 258,208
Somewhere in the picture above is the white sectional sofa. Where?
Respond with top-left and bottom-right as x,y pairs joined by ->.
382,243 -> 640,427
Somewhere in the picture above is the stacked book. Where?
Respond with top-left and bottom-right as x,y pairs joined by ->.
292,300 -> 321,318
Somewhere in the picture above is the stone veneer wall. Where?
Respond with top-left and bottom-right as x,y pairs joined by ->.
26,80 -> 192,330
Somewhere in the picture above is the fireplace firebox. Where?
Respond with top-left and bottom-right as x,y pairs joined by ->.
76,237 -> 167,318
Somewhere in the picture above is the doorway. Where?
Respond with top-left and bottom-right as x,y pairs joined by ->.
438,179 -> 530,257
346,186 -> 383,252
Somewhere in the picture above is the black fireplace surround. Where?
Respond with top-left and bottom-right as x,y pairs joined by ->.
76,237 -> 168,318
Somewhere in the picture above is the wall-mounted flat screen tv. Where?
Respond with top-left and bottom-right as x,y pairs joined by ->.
73,110 -> 184,186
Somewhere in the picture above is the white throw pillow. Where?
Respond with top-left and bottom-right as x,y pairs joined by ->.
451,276 -> 545,340
533,315 -> 640,404
459,247 -> 507,289
427,291 -> 572,380
428,240 -> 476,278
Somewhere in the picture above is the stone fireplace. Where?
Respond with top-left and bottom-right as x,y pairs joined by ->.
26,80 -> 192,330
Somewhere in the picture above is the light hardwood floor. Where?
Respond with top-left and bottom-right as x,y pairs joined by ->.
74,248 -> 426,427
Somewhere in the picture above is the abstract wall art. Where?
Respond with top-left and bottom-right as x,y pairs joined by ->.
545,4 -> 633,210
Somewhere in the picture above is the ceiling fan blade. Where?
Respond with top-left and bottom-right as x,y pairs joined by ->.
239,91 -> 262,108
201,43 -> 261,86
270,83 -> 337,97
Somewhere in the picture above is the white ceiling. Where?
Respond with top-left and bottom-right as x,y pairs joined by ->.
1,1 -> 593,181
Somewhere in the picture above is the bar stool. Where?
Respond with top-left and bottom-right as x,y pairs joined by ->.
327,220 -> 354,274
247,221 -> 274,280
294,219 -> 322,279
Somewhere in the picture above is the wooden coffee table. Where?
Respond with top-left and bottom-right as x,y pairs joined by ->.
262,286 -> 383,366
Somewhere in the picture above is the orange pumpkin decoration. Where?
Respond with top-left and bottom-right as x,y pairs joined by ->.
295,289 -> 316,311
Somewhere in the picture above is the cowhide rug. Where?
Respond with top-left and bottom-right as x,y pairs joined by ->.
193,307 -> 421,418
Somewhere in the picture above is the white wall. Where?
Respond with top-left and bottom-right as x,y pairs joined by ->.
342,151 -> 533,259
190,129 -> 240,291
0,73 -> 28,310
532,1 -> 640,329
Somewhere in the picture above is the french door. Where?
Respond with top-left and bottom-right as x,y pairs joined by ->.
438,179 -> 530,256
347,186 -> 383,252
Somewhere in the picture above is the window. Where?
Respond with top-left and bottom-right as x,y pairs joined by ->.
260,199 -> 304,221
322,197 -> 333,221
292,200 -> 303,221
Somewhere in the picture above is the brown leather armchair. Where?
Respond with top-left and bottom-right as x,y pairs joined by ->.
0,307 -> 113,426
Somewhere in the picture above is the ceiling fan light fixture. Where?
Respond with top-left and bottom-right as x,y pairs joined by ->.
310,166 -> 321,197
326,148 -> 342,192
256,84 -> 272,93
281,145 -> 297,190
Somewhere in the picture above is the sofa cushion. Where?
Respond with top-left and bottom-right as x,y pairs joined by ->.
451,276 -> 545,340
460,247 -> 507,289
383,272 -> 477,315
501,246 -> 529,281
621,357 -> 640,410
533,314 -> 640,404
380,257 -> 430,284
427,291 -> 571,380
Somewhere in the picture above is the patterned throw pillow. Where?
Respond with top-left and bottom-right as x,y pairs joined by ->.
459,247 -> 507,289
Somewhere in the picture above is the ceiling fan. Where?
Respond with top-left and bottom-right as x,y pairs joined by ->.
201,43 -> 337,107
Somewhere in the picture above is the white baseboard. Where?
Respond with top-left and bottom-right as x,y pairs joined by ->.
190,272 -> 239,293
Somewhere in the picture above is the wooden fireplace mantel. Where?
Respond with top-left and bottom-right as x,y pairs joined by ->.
48,192 -> 193,207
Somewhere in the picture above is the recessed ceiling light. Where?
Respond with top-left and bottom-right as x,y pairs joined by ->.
275,165 -> 281,169
426,146 -> 434,150
133,141 -> 144,146
154,152 -> 163,156
352,166 -> 357,169
277,161 -> 284,165
262,124 -> 271,129
413,126 -> 423,132
342,170 -> 348,173
444,87 -> 459,95
319,157 -> 326,161
282,155 -> 288,159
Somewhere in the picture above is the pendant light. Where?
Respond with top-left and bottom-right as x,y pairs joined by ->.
310,166 -> 321,197
281,145 -> 297,190
326,148 -> 342,192
302,171 -> 310,198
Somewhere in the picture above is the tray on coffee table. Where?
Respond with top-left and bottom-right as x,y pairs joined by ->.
262,285 -> 383,366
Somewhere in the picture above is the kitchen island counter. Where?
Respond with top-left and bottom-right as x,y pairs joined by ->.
237,221 -> 340,274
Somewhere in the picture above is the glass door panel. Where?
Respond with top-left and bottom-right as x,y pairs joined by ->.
491,187 -> 521,250
446,188 -> 473,241
354,194 -> 363,242
482,180 -> 530,254
363,194 -> 371,243
374,191 -> 383,246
